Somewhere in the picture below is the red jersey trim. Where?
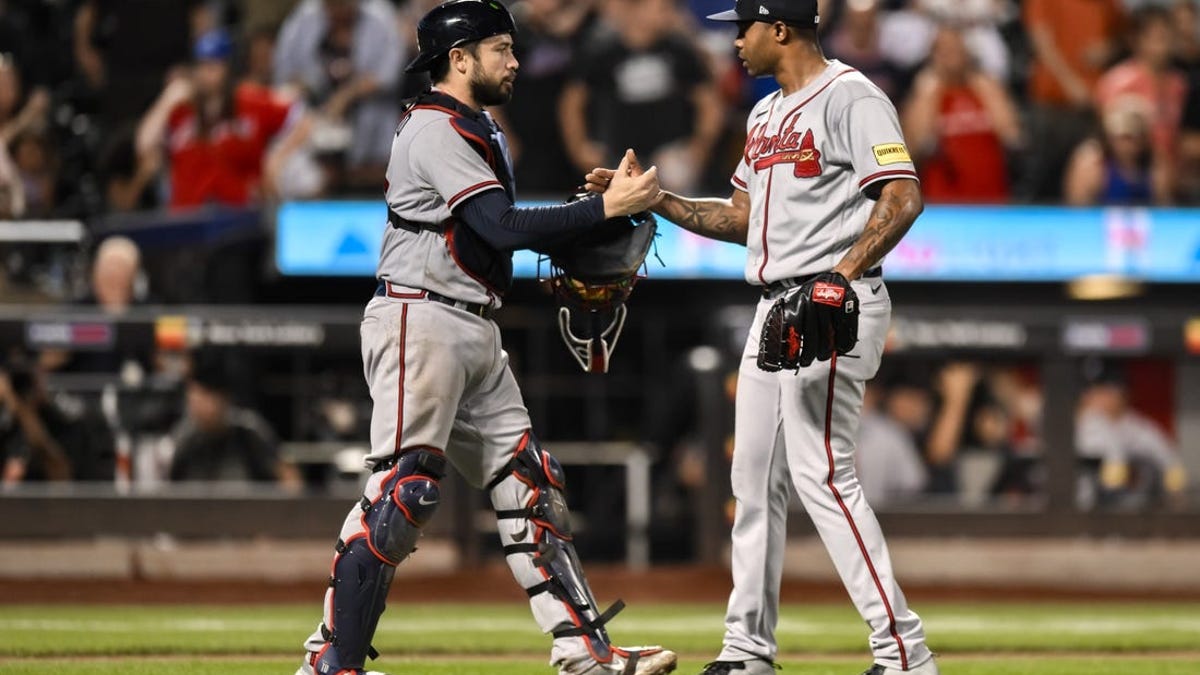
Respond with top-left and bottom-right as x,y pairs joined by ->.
756,170 -> 775,285
447,180 -> 503,209
394,305 -> 410,453
731,175 -> 748,190
384,283 -> 427,300
778,68 -> 858,124
822,353 -> 908,669
858,169 -> 919,189
449,118 -> 495,168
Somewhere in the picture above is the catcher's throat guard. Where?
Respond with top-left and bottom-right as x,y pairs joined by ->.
543,200 -> 657,374
557,303 -> 627,374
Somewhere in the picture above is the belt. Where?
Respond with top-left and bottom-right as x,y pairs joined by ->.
375,282 -> 496,320
387,209 -> 448,234
762,267 -> 882,299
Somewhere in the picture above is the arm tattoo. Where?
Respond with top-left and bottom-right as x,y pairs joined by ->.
655,192 -> 748,245
835,182 -> 921,279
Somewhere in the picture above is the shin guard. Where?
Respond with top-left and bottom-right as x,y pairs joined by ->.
488,432 -> 625,667
312,447 -> 447,672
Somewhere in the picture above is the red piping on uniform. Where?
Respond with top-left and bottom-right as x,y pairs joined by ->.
750,92 -> 784,285
731,175 -> 748,190
823,352 -> 907,670
385,282 -> 427,299
756,170 -> 775,285
449,118 -> 495,167
781,68 -> 858,121
858,169 -> 918,188
447,180 -> 502,209
394,304 -> 409,453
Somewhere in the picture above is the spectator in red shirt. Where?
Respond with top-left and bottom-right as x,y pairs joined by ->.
902,26 -> 1021,203
1095,7 -> 1188,169
136,29 -> 312,209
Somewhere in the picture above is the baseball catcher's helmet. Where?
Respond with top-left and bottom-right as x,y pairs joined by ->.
542,198 -> 658,374
405,0 -> 517,73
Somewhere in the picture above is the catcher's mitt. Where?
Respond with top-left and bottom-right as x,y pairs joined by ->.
758,272 -> 859,371
539,196 -> 657,373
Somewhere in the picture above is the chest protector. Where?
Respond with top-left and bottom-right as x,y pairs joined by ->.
394,90 -> 518,296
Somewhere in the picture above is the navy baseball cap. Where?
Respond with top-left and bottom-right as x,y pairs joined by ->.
707,0 -> 820,25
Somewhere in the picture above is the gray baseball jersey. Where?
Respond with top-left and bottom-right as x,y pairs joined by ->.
718,61 -> 933,672
731,61 -> 917,284
379,102 -> 511,307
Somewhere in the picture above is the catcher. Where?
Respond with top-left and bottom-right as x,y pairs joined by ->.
295,2 -> 673,674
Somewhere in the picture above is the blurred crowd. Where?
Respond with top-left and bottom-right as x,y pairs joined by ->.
1,0 -> 1200,222
853,358 -> 1188,510
1,234 -> 316,491
0,0 -> 1195,510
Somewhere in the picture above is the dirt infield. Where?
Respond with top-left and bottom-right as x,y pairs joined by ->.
3,565 -> 1198,605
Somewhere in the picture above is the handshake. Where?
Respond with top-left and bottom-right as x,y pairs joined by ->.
586,148 -> 664,220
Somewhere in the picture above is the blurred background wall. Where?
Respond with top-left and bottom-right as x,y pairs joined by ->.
2,0 -> 1200,593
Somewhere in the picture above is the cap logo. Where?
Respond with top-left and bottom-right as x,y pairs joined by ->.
759,5 -> 769,14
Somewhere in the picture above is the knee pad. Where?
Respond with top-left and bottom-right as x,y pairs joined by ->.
319,447 -> 447,671
365,448 -> 446,563
488,433 -> 624,662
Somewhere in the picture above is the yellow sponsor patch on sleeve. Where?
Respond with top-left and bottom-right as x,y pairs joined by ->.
872,143 -> 911,166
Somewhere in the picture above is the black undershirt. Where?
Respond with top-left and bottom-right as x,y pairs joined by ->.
454,190 -> 606,251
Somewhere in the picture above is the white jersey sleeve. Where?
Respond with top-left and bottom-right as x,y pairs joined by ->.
408,118 -> 505,211
731,152 -> 751,193
834,94 -> 918,196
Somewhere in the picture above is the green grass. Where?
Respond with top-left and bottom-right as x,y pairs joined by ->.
1,602 -> 1197,673
2,658 -> 1199,675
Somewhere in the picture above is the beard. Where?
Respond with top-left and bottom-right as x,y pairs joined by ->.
469,68 -> 513,106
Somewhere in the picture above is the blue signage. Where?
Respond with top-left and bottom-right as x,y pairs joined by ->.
275,201 -> 1200,283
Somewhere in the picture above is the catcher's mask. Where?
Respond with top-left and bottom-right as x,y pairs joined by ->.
542,201 -> 657,374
